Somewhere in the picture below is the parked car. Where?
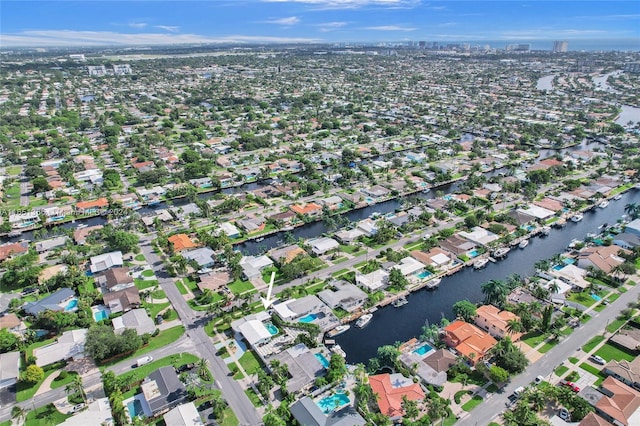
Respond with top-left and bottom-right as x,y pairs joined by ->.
155,314 -> 164,324
71,404 -> 85,413
558,407 -> 570,421
562,381 -> 580,392
513,386 -> 525,396
135,356 -> 153,367
590,355 -> 606,365
505,393 -> 518,407
534,375 -> 544,385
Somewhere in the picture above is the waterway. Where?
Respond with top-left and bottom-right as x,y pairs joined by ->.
592,71 -> 622,94
334,189 -> 639,364
616,105 -> 640,127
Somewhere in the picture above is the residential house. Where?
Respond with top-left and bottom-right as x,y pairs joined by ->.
610,328 -> 640,354
577,245 -> 630,274
0,242 -> 29,262
163,402 -> 203,426
334,228 -> 365,245
197,271 -> 231,292
218,222 -> 241,239
90,251 -> 124,273
604,357 -> 640,391
517,205 -> 556,221
613,233 -> 640,250
410,248 -> 456,271
356,269 -> 389,292
268,244 -> 306,265
239,255 -> 273,281
181,247 -> 216,269
272,295 -> 340,332
102,286 -> 141,313
112,309 -> 156,335
318,195 -> 343,210
0,352 -> 20,390
439,234 -> 477,257
231,312 -> 274,348
111,193 -> 141,210
362,185 -> 391,198
534,197 -> 564,212
141,366 -> 188,416
73,225 -> 103,245
289,396 -> 366,426
474,305 -> 523,341
35,236 -> 69,253
398,348 -> 455,388
550,264 -> 590,291
270,344 -> 325,394
33,329 -> 87,367
507,209 -> 537,226
290,202 -> 322,218
99,267 -> 133,292
356,218 -> 378,236
578,412 -> 613,426
392,257 -> 426,277
458,227 -> 499,246
309,237 -> 340,255
24,288 -> 75,316
237,217 -> 265,234
168,234 -> 197,252
626,219 -> 640,237
318,281 -> 367,313
8,211 -> 39,228
0,313 -> 25,335
368,373 -> 425,419
442,320 -> 497,365
593,377 -> 640,426
76,198 -> 109,214
59,397 -> 114,426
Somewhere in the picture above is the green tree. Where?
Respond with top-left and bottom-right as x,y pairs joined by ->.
377,345 -> 400,368
481,279 -> 508,307
22,364 -> 44,384
489,365 -> 509,383
0,328 -> 19,352
401,395 -> 420,421
452,300 -> 477,322
388,268 -> 409,291
326,353 -> 347,383
31,176 -> 50,193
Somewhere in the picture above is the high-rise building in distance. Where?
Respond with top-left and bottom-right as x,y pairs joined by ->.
553,41 -> 568,52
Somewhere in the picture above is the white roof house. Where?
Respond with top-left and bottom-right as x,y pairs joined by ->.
219,222 -> 241,237
240,255 -> 273,280
517,205 -> 555,220
112,309 -> 156,335
60,398 -> 113,426
0,352 -> 20,390
356,269 -> 389,292
393,257 -> 425,276
431,253 -> 452,266
550,264 -> 590,290
458,227 -> 499,246
90,251 -> 123,273
33,329 -> 88,367
318,281 -> 367,313
163,402 -> 203,426
231,312 -> 273,347
35,236 -> 69,253
309,237 -> 340,255
182,247 -> 215,268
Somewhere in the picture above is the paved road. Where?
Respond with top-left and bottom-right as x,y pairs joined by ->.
457,275 -> 640,426
19,178 -> 29,207
139,235 -> 262,426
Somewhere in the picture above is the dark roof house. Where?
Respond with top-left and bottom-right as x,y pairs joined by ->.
141,366 -> 187,415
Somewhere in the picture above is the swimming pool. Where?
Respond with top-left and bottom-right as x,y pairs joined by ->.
266,323 -> 279,335
552,264 -> 564,271
316,393 -> 349,414
416,271 -> 432,279
298,313 -> 318,323
127,399 -> 144,418
315,353 -> 330,368
468,249 -> 479,258
64,299 -> 79,311
19,221 -> 35,228
413,343 -> 433,356
591,293 -> 602,302
93,307 -> 110,322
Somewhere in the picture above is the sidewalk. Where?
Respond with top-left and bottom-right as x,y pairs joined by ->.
34,370 -> 61,396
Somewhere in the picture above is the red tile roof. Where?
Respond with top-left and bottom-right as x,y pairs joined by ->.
368,373 -> 425,418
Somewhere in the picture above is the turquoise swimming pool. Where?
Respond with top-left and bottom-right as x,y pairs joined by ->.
266,323 -> 279,335
298,313 -> 318,323
316,393 -> 349,414
468,249 -> 479,258
553,264 -> 564,271
315,353 -> 330,368
94,309 -> 109,321
413,343 -> 433,356
416,271 -> 432,279
591,293 -> 602,301
64,299 -> 78,311
127,399 -> 144,418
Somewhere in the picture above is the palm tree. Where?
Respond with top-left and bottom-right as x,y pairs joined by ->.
11,406 -> 27,425
506,319 -> 524,335
529,390 -> 546,412
425,396 -> 449,424
506,273 -> 523,290
481,279 -> 508,307
65,374 -> 86,405
624,203 -> 640,220
196,358 -> 209,380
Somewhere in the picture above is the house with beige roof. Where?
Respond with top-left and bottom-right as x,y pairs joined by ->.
593,377 -> 640,426
410,247 -> 456,270
474,305 -> 523,341
604,357 -> 640,390
577,245 -> 630,274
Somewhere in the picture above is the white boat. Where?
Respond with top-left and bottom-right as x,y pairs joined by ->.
355,314 -> 373,328
255,237 -> 264,242
332,344 -> 347,358
613,194 -> 623,201
518,239 -> 529,249
76,224 -> 88,229
392,297 -> 408,307
571,213 -> 584,222
598,200 -> 609,208
425,278 -> 441,289
493,247 -> 510,258
568,239 -> 582,249
473,258 -> 489,269
7,230 -> 22,237
540,226 -> 551,237
327,325 -> 350,338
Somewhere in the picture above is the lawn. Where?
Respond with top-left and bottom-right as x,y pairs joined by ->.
25,404 -> 71,426
135,278 -> 158,290
101,326 -> 185,366
607,319 -> 627,333
147,302 -> 170,319
181,277 -> 198,292
340,244 -> 361,254
16,368 -> 58,402
134,254 -> 146,262
228,279 -> 255,295
539,339 -> 559,353
461,395 -> 483,412
117,352 -> 199,384
238,350 -> 263,375
50,371 -> 79,390
568,357 -> 579,364
331,268 -> 351,278
566,291 -> 598,307
555,365 -> 569,377
582,336 -> 605,353
245,388 -> 263,407
141,269 -> 155,277
220,408 -> 239,426
174,280 -> 188,295
6,165 -> 21,176
332,257 -> 348,264
521,331 -> 549,348
595,343 -> 636,362
580,363 -> 605,377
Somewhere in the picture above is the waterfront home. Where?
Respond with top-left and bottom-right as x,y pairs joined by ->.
8,211 -> 39,228
576,245 -> 630,274
239,255 -> 274,281
170,203 -> 201,220
474,305 -> 523,341
90,251 -> 124,273
398,349 -> 454,388
35,236 -> 69,253
356,269 -> 389,292
507,209 -> 537,226
309,237 -> 340,256
356,218 -> 378,236
318,195 -> 343,210
231,311 -> 275,348
76,197 -> 109,214
33,329 -> 87,367
290,202 -> 322,218
73,225 -> 103,245
534,197 -> 564,212
98,267 -> 134,292
237,217 -> 265,233
410,248 -> 456,271
272,295 -> 339,332
391,257 -> 426,277
269,343 -> 325,394
517,205 -> 556,221
218,222 -> 241,238
626,219 -> 640,237
603,357 -> 640,390
111,193 -> 141,209
112,308 -> 156,335
181,247 -> 216,269
141,366 -> 188,416
0,242 -> 29,262
141,210 -> 173,227
361,185 -> 391,198
549,264 -> 590,291
267,210 -> 296,226
188,177 -> 212,189
318,281 -> 367,313
168,234 -> 197,252
439,234 -> 477,257
24,288 -> 75,316
102,286 -> 141,313
458,226 -> 499,246
442,320 -> 497,365
613,233 -> 640,250
290,396 -> 366,426
0,352 -> 20,391
334,228 -> 365,244
163,402 -> 203,426
269,244 -> 307,265
368,373 -> 425,419
589,377 -> 640,426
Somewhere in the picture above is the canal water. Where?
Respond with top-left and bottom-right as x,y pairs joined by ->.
334,189 -> 639,364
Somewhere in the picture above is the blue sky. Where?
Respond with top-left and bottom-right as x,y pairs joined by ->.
1,1 -> 639,49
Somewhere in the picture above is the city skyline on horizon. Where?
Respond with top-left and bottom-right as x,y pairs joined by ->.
1,1 -> 639,51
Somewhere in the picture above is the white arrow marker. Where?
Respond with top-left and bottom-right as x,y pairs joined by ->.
261,271 -> 277,309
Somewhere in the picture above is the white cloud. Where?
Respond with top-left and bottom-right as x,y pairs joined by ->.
128,22 -> 148,29
155,25 -> 180,33
316,21 -> 348,32
262,16 -> 301,25
0,30 -> 320,47
363,25 -> 417,31
261,0 -> 419,10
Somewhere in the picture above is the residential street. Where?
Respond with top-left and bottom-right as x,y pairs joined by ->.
457,274 -> 640,426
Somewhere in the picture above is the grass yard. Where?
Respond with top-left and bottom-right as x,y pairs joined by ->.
6,165 -> 21,176
245,388 -> 263,407
228,279 -> 255,295
332,257 -> 348,264
25,404 -> 71,426
580,363 -> 605,377
117,353 -> 199,384
340,244 -> 361,254
331,268 -> 350,278
147,302 -> 170,319
566,291 -> 598,308
595,343 -> 636,362
135,278 -> 158,290
238,350 -> 263,375
539,339 -> 559,353
50,371 -> 79,390
583,336 -> 605,353
220,409 -> 239,426
175,280 -> 188,295
607,318 -> 627,333
101,326 -> 185,366
134,254 -> 146,262
16,368 -> 58,402
141,269 -> 155,278
555,365 -> 569,377
568,357 -> 579,364
183,277 -> 198,292
521,331 -> 549,348
461,395 -> 483,412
